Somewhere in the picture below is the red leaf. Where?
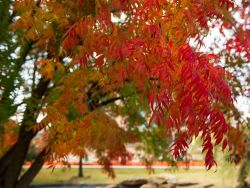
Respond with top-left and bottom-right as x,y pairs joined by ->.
207,54 -> 219,59
149,111 -> 156,126
215,134 -> 223,145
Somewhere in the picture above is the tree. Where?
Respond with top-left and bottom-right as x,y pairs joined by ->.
0,0 -> 249,187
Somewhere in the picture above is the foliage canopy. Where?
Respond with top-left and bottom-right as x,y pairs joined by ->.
0,0 -> 249,186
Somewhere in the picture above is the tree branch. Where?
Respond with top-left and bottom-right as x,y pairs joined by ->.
96,96 -> 124,107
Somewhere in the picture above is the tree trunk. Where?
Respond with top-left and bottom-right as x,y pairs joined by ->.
78,157 -> 84,178
237,159 -> 249,188
0,142 -> 17,175
1,130 -> 35,188
15,148 -> 47,188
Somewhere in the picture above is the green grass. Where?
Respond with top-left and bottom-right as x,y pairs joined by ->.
32,168 -> 164,184
32,166 -> 239,188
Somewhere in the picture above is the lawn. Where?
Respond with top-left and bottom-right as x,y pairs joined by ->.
31,165 -> 239,188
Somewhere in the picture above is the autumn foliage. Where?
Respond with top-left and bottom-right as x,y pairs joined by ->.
0,2 -> 247,185
10,0 -> 239,171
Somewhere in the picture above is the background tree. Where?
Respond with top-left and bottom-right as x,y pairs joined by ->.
0,0 -> 249,188
0,0 -> 24,135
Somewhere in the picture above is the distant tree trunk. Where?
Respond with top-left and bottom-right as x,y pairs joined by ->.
237,159 -> 249,188
78,156 -> 84,178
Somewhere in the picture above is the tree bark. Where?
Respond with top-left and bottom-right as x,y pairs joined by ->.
0,142 -> 17,175
2,130 -> 35,188
15,148 -> 47,188
78,157 -> 84,178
